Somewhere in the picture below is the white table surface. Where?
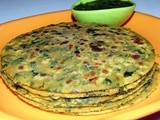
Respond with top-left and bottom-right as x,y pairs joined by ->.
0,0 -> 160,24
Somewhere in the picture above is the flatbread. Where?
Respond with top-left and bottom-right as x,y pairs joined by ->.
0,22 -> 159,115
1,64 -> 158,108
16,72 -> 159,115
1,22 -> 155,95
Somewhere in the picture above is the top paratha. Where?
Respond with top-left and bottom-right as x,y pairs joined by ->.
1,22 -> 155,94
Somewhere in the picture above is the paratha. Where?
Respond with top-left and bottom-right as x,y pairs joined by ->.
16,71 -> 159,115
1,22 -> 155,93
1,63 -> 158,108
0,22 -> 159,115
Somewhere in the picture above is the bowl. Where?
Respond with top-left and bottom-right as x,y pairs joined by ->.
71,0 -> 136,26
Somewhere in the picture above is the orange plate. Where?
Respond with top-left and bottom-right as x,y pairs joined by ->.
0,10 -> 160,120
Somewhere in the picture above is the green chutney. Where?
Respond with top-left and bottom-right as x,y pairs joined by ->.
73,0 -> 134,10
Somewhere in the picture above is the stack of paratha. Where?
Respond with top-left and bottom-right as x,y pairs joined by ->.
0,22 -> 159,115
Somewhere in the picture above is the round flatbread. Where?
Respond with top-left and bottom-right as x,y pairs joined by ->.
1,22 -> 155,95
1,64 -> 157,108
0,22 -> 159,115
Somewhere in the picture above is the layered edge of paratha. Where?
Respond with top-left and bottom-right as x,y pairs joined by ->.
14,68 -> 159,115
0,66 -> 152,107
1,63 -> 158,99
1,63 -> 159,111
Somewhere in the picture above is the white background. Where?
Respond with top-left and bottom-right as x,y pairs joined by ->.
0,0 -> 160,24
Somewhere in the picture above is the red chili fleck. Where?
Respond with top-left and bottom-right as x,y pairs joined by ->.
133,36 -> 144,44
54,67 -> 61,71
83,71 -> 96,79
89,71 -> 96,76
138,62 -> 144,65
69,44 -> 73,50
90,77 -> 98,84
108,54 -> 113,57
60,41 -> 69,45
131,54 -> 140,60
80,48 -> 85,51
111,46 -> 117,49
66,79 -> 73,84
35,48 -> 40,51
102,69 -> 108,74
18,65 -> 24,70
83,61 -> 89,64
89,43 -> 104,52
40,73 -> 47,76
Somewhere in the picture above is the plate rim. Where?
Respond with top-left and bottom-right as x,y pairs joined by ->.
0,10 -> 160,120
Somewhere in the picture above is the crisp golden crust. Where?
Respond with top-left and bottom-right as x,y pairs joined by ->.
2,65 -> 159,115
1,22 -> 155,94
1,64 -> 156,107
15,71 -> 159,115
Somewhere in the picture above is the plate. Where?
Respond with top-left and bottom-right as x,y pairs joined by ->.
0,10 -> 160,120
